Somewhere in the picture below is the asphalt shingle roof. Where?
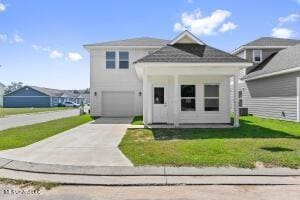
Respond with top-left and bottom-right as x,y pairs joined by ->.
135,43 -> 248,63
85,37 -> 169,47
242,37 -> 300,47
243,43 -> 300,80
30,86 -> 81,98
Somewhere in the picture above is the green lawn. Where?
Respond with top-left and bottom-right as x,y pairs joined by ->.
131,116 -> 144,125
0,115 -> 93,151
0,107 -> 75,117
119,116 -> 300,168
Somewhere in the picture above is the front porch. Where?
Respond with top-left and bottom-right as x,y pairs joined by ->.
133,31 -> 252,128
140,68 -> 241,128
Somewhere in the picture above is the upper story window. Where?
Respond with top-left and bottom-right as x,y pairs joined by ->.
181,85 -> 196,111
106,51 -> 116,69
119,51 -> 129,69
204,84 -> 219,111
253,50 -> 262,63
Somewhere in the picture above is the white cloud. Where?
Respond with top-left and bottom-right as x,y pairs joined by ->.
67,52 -> 83,62
0,3 -> 6,12
219,22 -> 237,32
278,13 -> 300,25
32,44 -> 51,52
13,34 -> 24,43
187,0 -> 194,3
173,9 -> 236,36
49,50 -> 63,59
0,33 -> 7,42
271,27 -> 294,38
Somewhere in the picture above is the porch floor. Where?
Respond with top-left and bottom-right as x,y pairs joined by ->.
128,123 -> 234,129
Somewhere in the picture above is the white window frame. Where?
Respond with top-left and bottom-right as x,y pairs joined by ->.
204,84 -> 220,112
180,84 -> 196,112
119,51 -> 129,69
106,51 -> 116,69
252,50 -> 262,63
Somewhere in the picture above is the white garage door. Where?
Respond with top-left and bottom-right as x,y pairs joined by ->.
102,91 -> 135,117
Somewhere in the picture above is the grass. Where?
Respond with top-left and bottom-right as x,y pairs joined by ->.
131,116 -> 144,125
0,178 -> 59,190
0,107 -> 75,117
0,115 -> 93,150
119,116 -> 300,168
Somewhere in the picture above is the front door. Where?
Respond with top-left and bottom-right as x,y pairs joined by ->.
152,86 -> 167,123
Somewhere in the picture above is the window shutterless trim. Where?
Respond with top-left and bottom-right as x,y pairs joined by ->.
180,84 -> 196,112
106,51 -> 116,69
203,84 -> 220,112
119,51 -> 129,69
252,49 -> 262,63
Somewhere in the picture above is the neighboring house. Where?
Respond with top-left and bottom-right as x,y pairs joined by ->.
232,37 -> 300,121
84,31 -> 252,127
0,82 -> 5,107
3,86 -> 84,108
78,93 -> 90,104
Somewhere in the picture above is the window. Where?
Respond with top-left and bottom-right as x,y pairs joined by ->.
106,51 -> 115,69
154,87 -> 164,104
204,84 -> 219,111
181,85 -> 196,111
119,51 -> 129,69
238,90 -> 243,107
253,50 -> 262,62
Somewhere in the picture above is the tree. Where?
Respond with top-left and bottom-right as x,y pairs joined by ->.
5,82 -> 23,94
73,90 -> 80,94
84,88 -> 90,94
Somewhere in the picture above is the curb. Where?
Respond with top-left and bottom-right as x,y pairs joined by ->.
1,158 -> 300,177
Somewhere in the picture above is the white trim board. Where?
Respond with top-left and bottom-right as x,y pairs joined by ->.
169,30 -> 205,45
232,46 -> 290,55
244,66 -> 300,81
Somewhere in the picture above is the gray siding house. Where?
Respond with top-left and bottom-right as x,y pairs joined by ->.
4,86 -> 84,108
232,37 -> 300,121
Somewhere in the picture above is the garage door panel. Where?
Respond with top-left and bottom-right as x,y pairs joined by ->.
102,91 -> 134,117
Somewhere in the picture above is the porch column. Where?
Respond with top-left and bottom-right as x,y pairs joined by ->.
233,73 -> 240,127
174,75 -> 179,127
143,73 -> 148,126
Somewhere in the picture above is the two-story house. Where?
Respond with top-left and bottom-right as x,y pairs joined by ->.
84,31 -> 251,127
232,37 -> 300,121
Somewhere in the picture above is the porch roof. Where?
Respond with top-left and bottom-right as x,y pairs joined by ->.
134,43 -> 249,64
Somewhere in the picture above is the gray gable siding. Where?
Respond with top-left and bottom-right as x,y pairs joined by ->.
245,48 -> 282,63
240,72 -> 300,121
5,87 -> 48,97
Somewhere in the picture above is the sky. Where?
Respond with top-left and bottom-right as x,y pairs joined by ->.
0,0 -> 300,89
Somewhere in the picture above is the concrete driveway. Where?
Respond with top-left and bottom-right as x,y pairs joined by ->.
0,117 -> 133,166
0,109 -> 79,131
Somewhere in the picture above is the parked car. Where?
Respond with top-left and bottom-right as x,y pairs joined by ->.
63,101 -> 80,107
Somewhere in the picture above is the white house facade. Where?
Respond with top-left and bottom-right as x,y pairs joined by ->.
85,31 -> 252,127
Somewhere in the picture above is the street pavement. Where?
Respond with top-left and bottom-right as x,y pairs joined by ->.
0,184 -> 299,200
0,109 -> 79,131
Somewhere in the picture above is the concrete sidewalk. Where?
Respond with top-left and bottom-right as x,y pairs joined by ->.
0,109 -> 79,131
1,157 -> 300,185
1,158 -> 300,176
